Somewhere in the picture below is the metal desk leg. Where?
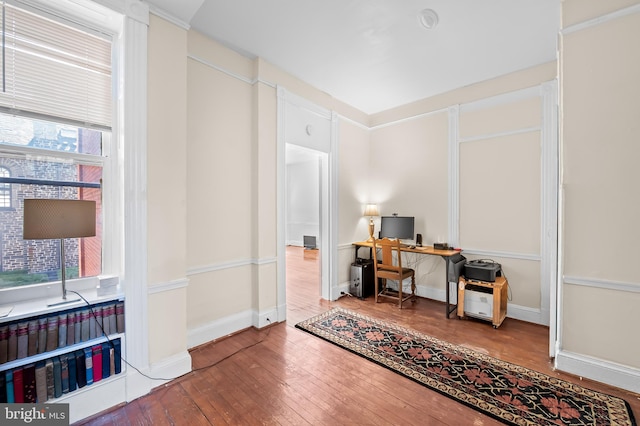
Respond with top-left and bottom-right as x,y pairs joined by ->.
444,257 -> 457,319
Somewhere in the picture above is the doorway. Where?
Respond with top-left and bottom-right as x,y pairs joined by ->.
276,88 -> 337,323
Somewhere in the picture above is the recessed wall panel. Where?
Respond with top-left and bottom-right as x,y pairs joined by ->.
459,132 -> 541,255
460,97 -> 541,140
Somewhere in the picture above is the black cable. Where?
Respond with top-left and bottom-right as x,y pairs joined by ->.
69,290 -> 270,383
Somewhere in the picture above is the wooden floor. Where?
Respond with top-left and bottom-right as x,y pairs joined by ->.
78,246 -> 639,425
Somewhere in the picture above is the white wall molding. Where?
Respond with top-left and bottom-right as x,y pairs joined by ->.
187,307 -> 278,349
188,309 -> 254,349
561,3 -> 640,36
459,85 -> 540,113
148,277 -> 189,295
337,113 -> 370,131
187,257 -> 276,277
458,126 -> 541,144
187,53 -> 278,89
370,107 -> 448,131
147,350 -> 192,386
555,350 -> 640,394
63,376 -> 126,423
461,248 -> 541,262
148,6 -> 190,30
416,284 -> 545,325
254,307 -> 279,329
188,54 -> 254,85
563,276 -> 640,293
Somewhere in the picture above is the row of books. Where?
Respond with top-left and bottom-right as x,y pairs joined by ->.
0,338 -> 122,403
0,301 -> 124,364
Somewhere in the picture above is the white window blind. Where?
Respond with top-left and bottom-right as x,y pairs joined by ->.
0,2 -> 112,129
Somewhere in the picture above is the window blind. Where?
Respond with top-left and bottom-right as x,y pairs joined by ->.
0,2 -> 111,129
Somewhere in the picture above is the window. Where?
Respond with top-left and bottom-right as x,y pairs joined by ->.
0,2 -> 112,290
0,166 -> 10,208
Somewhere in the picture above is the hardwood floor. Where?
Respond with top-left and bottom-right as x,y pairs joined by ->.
78,246 -> 639,425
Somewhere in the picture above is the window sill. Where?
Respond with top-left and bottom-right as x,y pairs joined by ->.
0,280 -> 123,324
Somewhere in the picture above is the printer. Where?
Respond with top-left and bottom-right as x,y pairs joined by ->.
464,259 -> 501,282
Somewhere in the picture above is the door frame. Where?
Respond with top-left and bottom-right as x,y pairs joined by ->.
276,87 -> 338,321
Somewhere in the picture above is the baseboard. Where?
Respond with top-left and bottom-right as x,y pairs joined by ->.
555,350 -> 640,394
187,309 -> 253,349
148,350 -> 193,387
276,303 -> 287,322
254,307 -> 279,328
187,307 -> 283,349
409,283 -> 546,325
335,281 -> 351,300
62,375 -> 126,423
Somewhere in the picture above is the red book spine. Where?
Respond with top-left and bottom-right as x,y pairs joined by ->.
13,367 -> 24,403
92,345 -> 102,382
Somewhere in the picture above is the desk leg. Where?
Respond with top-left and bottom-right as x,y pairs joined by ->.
354,246 -> 373,261
443,257 -> 457,319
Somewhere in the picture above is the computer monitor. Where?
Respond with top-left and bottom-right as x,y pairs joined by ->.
379,216 -> 415,240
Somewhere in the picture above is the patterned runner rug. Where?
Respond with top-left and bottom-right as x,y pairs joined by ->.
295,308 -> 636,426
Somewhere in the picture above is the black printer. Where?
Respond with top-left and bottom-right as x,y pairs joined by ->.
464,259 -> 502,282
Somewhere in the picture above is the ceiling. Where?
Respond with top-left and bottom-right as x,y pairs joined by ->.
145,0 -> 560,115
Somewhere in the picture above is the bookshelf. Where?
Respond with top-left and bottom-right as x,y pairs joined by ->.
0,295 -> 125,404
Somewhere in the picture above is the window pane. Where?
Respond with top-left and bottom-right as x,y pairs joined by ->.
0,160 -> 102,289
0,113 -> 102,155
0,167 -> 10,208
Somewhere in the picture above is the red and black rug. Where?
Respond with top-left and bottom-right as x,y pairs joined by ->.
295,308 -> 636,426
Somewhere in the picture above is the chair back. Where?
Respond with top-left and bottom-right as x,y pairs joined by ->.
372,237 -> 403,272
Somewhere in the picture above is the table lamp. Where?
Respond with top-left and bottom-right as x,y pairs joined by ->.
363,204 -> 379,241
23,199 -> 96,307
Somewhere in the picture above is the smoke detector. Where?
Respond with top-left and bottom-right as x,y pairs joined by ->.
418,9 -> 439,30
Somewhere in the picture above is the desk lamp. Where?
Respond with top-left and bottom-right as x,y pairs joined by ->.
363,204 -> 379,241
23,199 -> 96,307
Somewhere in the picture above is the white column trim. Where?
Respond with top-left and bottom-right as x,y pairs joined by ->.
328,112 -> 340,301
121,11 -> 151,402
277,87 -> 338,308
448,105 -> 460,247
540,79 -> 559,350
276,86 -> 287,322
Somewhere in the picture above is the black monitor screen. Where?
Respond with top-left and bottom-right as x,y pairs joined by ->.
379,216 -> 414,240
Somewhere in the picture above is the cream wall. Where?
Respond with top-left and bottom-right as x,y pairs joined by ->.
459,96 -> 543,311
556,0 -> 640,389
368,112 -> 450,294
144,1 -> 640,400
182,28 -> 368,343
146,15 -> 189,364
337,120 -> 374,284
185,30 -> 255,343
368,67 -> 554,316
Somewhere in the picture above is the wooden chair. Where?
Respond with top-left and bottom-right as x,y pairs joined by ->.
372,237 -> 416,308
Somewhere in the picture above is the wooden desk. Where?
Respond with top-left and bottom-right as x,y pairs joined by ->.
352,241 -> 462,318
